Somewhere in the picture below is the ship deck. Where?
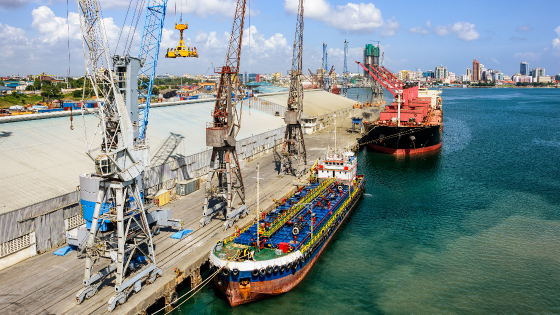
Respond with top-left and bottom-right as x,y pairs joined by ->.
214,177 -> 360,262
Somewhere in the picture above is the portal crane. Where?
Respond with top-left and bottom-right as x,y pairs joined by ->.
201,0 -> 248,229
75,0 -> 169,310
280,0 -> 306,178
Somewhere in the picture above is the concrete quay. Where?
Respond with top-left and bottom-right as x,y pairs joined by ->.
0,116 -> 362,315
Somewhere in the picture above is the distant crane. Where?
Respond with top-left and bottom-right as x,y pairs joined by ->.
201,0 -> 248,229
308,69 -> 319,88
343,40 -> 348,97
75,0 -> 168,310
280,0 -> 306,178
322,43 -> 329,91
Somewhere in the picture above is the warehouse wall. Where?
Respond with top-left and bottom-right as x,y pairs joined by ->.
0,126 -> 285,268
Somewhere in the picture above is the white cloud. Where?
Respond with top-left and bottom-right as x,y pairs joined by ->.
451,22 -> 479,41
434,22 -> 479,41
434,25 -> 450,36
513,52 -> 542,60
408,26 -> 428,34
516,25 -> 533,32
242,25 -> 290,60
553,38 -> 560,48
31,6 -> 82,43
0,23 -> 28,58
0,22 -> 26,39
381,17 -> 399,37
98,0 -> 258,18
409,20 -> 431,35
555,26 -> 560,38
491,58 -> 500,65
284,0 -> 395,35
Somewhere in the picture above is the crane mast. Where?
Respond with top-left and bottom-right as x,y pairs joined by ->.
280,0 -> 306,178
76,0 -> 167,310
201,0 -> 249,228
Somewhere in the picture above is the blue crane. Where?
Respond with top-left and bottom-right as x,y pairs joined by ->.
138,0 -> 168,140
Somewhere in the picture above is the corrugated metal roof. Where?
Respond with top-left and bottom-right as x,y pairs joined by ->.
258,90 -> 356,116
0,101 -> 285,214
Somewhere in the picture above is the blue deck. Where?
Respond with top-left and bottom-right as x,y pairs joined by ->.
234,182 -> 350,251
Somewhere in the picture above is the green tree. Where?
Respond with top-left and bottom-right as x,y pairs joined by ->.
0,80 -> 4,86
33,79 -> 41,90
41,83 -> 61,101
25,85 -> 35,91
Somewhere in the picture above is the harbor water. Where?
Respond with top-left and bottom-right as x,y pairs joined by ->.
172,88 -> 560,314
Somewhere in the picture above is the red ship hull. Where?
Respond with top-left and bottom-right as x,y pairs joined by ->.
368,142 -> 442,155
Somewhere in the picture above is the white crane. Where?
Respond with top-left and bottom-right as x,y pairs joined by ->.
75,0 -> 170,310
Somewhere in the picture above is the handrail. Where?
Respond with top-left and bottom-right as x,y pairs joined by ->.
301,176 -> 364,253
261,178 -> 335,237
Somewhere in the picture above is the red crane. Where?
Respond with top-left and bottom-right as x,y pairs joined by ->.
280,0 -> 306,178
201,0 -> 248,229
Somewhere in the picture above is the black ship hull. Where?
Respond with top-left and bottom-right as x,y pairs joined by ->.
359,124 -> 443,155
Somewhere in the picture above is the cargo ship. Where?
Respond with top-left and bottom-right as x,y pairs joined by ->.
355,61 -> 443,155
210,150 -> 365,306
358,85 -> 442,154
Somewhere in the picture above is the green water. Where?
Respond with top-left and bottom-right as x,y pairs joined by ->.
174,88 -> 560,314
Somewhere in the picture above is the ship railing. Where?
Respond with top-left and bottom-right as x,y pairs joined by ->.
262,178 -> 335,238
301,176 -> 365,253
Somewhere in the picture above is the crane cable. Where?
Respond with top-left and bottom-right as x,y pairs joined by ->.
66,0 -> 70,78
114,0 -> 134,56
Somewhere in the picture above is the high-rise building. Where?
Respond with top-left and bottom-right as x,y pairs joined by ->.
466,68 -> 471,77
435,65 -> 447,80
531,67 -> 545,78
472,59 -> 480,81
520,62 -> 529,76
448,72 -> 456,82
363,44 -> 380,76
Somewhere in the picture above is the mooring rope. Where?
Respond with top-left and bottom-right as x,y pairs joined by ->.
149,267 -> 222,315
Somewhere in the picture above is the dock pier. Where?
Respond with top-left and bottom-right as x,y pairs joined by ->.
0,115 -> 361,315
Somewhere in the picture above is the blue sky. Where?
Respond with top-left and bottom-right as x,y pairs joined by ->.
1,0 -> 559,77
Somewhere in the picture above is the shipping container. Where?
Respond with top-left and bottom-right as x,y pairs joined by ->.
154,190 -> 170,206
176,179 -> 199,196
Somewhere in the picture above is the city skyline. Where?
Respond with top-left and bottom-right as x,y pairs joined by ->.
0,0 -> 559,77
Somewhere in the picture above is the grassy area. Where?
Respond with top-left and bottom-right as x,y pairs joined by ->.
0,93 -> 43,108
0,93 -> 83,109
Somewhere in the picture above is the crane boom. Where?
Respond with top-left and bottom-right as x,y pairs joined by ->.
138,0 -> 168,140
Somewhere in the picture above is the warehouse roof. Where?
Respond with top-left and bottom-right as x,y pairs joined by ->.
0,101 -> 285,214
258,90 -> 356,116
